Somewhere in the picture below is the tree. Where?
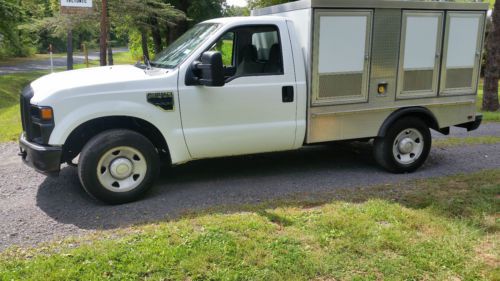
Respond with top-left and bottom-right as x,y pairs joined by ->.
166,0 -> 225,44
483,1 -> 500,111
109,0 -> 184,60
0,0 -> 27,57
247,0 -> 293,9
223,5 -> 250,17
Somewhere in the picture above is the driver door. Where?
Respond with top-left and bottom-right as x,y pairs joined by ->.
179,24 -> 298,159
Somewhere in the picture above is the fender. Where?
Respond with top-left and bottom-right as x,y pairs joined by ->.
48,100 -> 191,165
378,107 -> 444,137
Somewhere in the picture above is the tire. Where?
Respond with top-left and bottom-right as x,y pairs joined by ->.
373,117 -> 431,173
78,129 -> 160,204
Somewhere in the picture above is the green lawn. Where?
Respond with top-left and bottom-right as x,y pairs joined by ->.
73,52 -> 137,69
434,135 -> 500,147
0,71 -> 50,142
1,170 -> 498,280
212,39 -> 234,66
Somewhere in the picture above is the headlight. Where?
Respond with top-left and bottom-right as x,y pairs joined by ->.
31,106 -> 54,122
29,105 -> 55,144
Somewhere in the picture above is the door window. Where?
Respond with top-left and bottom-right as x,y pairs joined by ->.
397,11 -> 443,99
208,25 -> 283,81
252,30 -> 280,61
440,12 -> 484,95
313,10 -> 373,105
210,32 -> 235,67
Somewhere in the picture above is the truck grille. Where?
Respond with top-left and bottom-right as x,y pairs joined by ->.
20,86 -> 35,141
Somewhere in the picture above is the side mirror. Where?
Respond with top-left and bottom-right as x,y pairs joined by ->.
194,51 -> 225,87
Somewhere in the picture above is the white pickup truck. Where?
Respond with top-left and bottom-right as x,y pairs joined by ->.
19,0 -> 488,204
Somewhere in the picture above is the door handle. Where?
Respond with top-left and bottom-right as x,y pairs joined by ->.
282,86 -> 294,103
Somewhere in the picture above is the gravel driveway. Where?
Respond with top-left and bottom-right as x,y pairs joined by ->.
1,123 -> 500,251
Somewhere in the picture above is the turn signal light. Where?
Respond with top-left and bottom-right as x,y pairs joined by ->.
40,107 -> 53,121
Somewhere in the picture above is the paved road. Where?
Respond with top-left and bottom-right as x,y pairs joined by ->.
1,124 -> 500,251
0,48 -> 129,75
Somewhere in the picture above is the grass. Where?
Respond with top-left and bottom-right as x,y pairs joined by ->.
213,40 -> 234,66
434,135 -> 500,147
112,52 -> 137,65
0,169 -> 499,280
73,52 -> 137,69
0,71 -> 50,142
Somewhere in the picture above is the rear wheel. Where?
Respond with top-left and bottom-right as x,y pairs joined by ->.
78,129 -> 160,204
373,117 -> 431,173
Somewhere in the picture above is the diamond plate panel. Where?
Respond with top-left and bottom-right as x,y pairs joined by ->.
445,68 -> 474,89
403,69 -> 434,92
318,73 -> 363,98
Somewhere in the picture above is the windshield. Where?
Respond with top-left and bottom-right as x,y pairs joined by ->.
151,23 -> 221,69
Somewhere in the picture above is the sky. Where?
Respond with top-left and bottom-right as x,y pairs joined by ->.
227,0 -> 248,7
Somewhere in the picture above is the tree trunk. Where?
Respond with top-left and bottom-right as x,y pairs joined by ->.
483,0 -> 500,111
107,45 -> 114,65
66,29 -> 73,70
151,18 -> 163,54
99,0 -> 108,66
166,22 -> 176,45
167,19 -> 188,43
106,1 -> 113,65
141,29 -> 150,61
167,0 -> 190,43
164,25 -> 170,46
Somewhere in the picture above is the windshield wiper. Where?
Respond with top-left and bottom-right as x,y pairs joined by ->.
144,57 -> 152,70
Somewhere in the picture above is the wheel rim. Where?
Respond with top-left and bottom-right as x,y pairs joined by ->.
97,146 -> 147,192
392,128 -> 424,165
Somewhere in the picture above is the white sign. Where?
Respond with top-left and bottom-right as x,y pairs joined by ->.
61,0 -> 92,8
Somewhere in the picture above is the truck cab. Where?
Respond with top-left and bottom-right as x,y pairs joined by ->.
19,0 -> 487,204
20,16 -> 307,203
177,17 -> 306,159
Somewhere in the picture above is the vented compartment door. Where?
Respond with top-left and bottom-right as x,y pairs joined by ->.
440,12 -> 485,96
397,11 -> 443,99
312,10 -> 373,105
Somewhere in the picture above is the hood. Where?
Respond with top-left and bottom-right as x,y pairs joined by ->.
30,65 -> 168,103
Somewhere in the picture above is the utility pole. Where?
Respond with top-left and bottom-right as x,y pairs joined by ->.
100,0 -> 108,66
60,0 -> 92,70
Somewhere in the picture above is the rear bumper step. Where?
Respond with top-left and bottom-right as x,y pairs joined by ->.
455,114 -> 482,132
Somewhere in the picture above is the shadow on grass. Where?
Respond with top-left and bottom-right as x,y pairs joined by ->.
35,142 -> 499,232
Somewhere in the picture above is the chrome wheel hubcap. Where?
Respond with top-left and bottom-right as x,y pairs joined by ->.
109,158 -> 133,180
97,146 -> 147,192
392,128 -> 424,165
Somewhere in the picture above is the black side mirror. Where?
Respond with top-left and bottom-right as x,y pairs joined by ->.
193,51 -> 225,87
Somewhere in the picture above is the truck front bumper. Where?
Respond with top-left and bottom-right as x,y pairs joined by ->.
19,133 -> 62,176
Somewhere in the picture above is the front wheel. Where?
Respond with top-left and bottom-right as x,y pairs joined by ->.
78,129 -> 160,204
373,117 -> 431,173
